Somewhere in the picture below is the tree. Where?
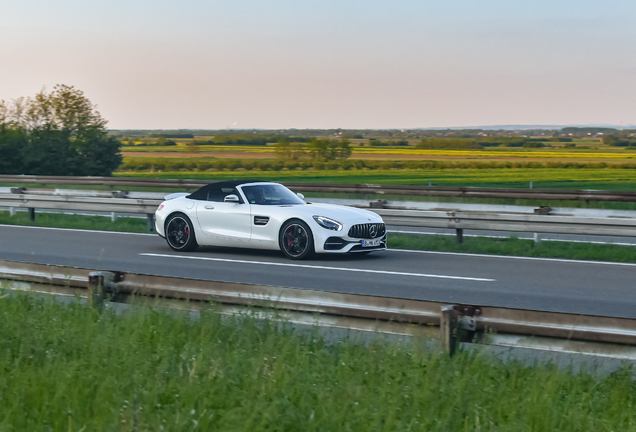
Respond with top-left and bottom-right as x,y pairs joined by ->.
275,137 -> 305,160
307,138 -> 351,162
0,125 -> 28,174
603,135 -> 635,147
24,85 -> 108,140
186,139 -> 199,154
0,100 -> 7,124
603,136 -> 617,146
0,85 -> 122,176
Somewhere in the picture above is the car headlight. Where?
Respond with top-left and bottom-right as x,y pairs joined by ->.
313,215 -> 343,231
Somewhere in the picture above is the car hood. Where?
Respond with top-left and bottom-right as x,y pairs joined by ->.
297,202 -> 383,223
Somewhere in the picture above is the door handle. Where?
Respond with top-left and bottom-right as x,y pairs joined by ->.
204,205 -> 215,209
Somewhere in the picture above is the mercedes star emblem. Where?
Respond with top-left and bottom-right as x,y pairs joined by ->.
369,224 -> 377,238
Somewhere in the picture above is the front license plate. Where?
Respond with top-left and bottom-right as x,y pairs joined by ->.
362,238 -> 382,247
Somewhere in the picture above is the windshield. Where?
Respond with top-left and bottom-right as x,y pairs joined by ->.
242,184 -> 305,205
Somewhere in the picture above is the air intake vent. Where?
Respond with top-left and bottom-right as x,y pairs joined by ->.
324,237 -> 348,250
348,223 -> 385,239
254,216 -> 269,226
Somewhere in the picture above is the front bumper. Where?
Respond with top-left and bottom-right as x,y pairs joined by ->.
319,235 -> 387,254
310,219 -> 387,254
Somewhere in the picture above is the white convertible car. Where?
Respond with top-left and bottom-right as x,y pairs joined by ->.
155,180 -> 386,259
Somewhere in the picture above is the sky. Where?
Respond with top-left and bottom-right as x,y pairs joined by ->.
1,0 -> 635,130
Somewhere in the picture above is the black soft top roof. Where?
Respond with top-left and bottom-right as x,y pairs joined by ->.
187,180 -> 263,200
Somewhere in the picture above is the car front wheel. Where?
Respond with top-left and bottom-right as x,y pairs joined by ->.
280,220 -> 314,260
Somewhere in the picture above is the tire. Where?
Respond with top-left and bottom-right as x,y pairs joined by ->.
279,220 -> 314,260
165,214 -> 198,252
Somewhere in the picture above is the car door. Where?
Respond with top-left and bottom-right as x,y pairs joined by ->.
195,186 -> 251,246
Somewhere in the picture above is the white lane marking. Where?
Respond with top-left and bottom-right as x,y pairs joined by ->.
388,230 -> 636,246
7,224 -> 632,267
139,252 -> 495,282
0,224 -> 155,236
388,248 -> 636,267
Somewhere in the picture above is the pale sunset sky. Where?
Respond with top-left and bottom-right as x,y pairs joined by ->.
1,0 -> 634,129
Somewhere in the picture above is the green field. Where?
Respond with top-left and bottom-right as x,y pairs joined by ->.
1,292 -> 635,431
115,168 -> 636,190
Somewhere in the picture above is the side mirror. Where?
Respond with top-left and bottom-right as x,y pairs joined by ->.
296,193 -> 305,200
224,194 -> 240,203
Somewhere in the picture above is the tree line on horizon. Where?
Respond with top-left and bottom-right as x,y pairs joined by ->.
0,85 -> 122,176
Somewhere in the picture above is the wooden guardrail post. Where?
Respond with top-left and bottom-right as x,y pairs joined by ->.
456,229 -> 463,244
147,214 -> 155,231
28,208 -> 35,221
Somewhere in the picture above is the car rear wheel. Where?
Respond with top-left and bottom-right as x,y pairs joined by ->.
165,214 -> 198,252
280,220 -> 314,260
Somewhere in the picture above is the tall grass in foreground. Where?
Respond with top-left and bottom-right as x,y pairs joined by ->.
1,293 -> 635,431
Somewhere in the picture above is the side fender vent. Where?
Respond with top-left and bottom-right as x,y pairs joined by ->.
254,216 -> 270,226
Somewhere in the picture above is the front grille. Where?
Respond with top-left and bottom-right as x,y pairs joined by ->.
348,223 -> 386,239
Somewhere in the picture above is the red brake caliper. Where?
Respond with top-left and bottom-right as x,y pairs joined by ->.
287,229 -> 292,246
185,227 -> 190,236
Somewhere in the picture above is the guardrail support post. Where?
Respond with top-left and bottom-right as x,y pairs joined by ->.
534,233 -> 541,245
441,305 -> 458,356
9,207 -> 15,216
28,208 -> 35,221
456,229 -> 463,244
88,271 -> 119,309
88,272 -> 106,309
147,214 -> 155,232
111,212 -> 117,222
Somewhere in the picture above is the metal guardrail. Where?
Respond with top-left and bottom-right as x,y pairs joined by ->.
0,190 -> 162,229
2,174 -> 636,202
0,192 -> 162,214
376,209 -> 636,238
3,187 -> 636,239
1,260 -> 635,359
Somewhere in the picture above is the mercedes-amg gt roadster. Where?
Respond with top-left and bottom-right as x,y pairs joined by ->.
155,180 -> 387,259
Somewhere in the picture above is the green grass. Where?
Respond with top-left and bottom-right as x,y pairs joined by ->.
2,211 -> 636,263
0,211 -> 150,233
389,234 -> 636,263
1,292 -> 635,431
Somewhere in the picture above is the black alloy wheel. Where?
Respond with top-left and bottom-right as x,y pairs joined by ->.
165,214 -> 198,252
280,220 -> 314,260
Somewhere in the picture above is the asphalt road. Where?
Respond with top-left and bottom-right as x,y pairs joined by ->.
1,224 -> 635,319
